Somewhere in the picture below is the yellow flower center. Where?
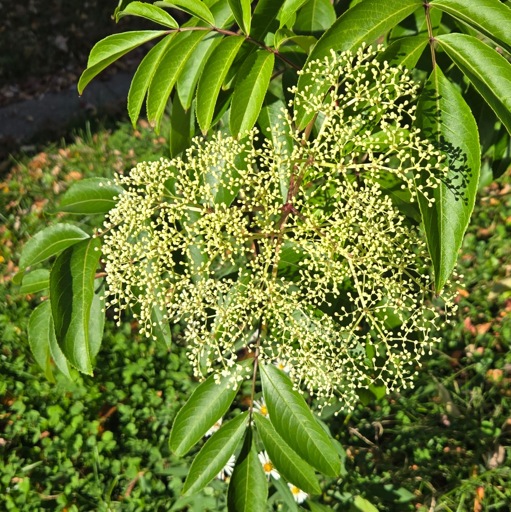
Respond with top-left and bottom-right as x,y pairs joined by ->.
290,486 -> 300,495
260,405 -> 268,416
263,462 -> 273,473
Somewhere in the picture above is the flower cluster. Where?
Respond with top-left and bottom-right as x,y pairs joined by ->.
100,46 -> 453,411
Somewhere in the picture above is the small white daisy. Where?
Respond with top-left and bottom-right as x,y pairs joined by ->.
217,454 -> 235,481
274,359 -> 291,373
288,483 -> 308,504
253,398 -> 269,417
205,418 -> 222,437
258,451 -> 280,480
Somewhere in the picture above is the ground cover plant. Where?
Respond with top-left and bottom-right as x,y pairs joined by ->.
4,0 -> 511,510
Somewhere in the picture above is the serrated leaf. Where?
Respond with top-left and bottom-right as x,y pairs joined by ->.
19,224 -> 90,271
78,31 -> 167,94
117,1 -> 179,27
253,414 -> 321,495
227,430 -> 268,512
436,33 -> 511,135
169,369 -> 243,456
431,0 -> 511,54
228,0 -> 251,34
378,34 -> 428,68
294,0 -> 336,33
260,363 -> 340,477
230,51 -> 274,136
183,412 -> 249,495
417,66 -> 480,292
295,0 -> 423,129
278,0 -> 308,28
28,301 -> 55,382
157,0 -> 215,25
58,178 -> 124,215
147,30 -> 206,131
20,269 -> 49,294
128,35 -> 175,127
196,35 -> 245,133
49,238 -> 102,375
177,33 -> 222,110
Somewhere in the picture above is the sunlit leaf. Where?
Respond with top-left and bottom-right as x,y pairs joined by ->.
294,0 -> 336,32
157,0 -> 215,25
28,301 -> 55,382
20,269 -> 49,294
116,1 -> 179,28
228,0 -> 252,34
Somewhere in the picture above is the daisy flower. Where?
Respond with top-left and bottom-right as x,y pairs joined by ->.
217,454 -> 235,481
258,451 -> 280,480
253,398 -> 269,417
205,418 -> 222,437
288,483 -> 308,504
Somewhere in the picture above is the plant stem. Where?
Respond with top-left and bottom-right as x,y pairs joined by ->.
424,2 -> 437,68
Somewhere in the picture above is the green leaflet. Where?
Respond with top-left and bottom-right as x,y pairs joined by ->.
49,237 -> 102,375
229,50 -> 274,136
278,0 -> 308,28
169,369 -> 243,456
28,301 -> 55,382
19,224 -> 90,271
78,31 -> 167,94
253,414 -> 321,495
227,430 -> 268,512
20,269 -> 49,294
295,0 -> 423,129
436,33 -> 511,135
88,287 -> 105,360
128,35 -> 175,127
196,36 -> 245,134
116,1 -> 179,28
294,0 -> 336,33
417,67 -> 480,292
353,495 -> 379,512
250,0 -> 287,41
182,412 -> 249,495
176,33 -> 222,110
260,364 -> 340,477
48,315 -> 72,379
169,94 -> 195,158
228,0 -> 252,34
378,34 -> 428,69
156,0 -> 215,25
147,30 -> 207,132
431,0 -> 511,54
58,178 -> 124,215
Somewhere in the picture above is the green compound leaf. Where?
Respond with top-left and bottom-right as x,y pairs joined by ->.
58,178 -> 124,215
183,412 -> 249,495
128,35 -> 175,127
436,33 -> 511,135
228,0 -> 252,34
19,224 -> 90,271
177,33 -> 222,111
147,30 -> 207,132
196,35 -> 245,134
49,237 -> 102,375
378,34 -> 428,69
20,269 -> 49,294
229,50 -> 274,136
116,1 -> 179,28
294,0 -> 336,32
227,429 -> 268,512
417,66 -> 480,293
260,364 -> 340,477
169,369 -> 243,456
430,0 -> 511,54
253,413 -> 321,495
156,0 -> 215,25
295,0 -> 423,129
78,31 -> 167,94
28,301 -> 55,382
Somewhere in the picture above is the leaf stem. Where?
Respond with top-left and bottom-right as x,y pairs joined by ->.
424,2 -> 437,68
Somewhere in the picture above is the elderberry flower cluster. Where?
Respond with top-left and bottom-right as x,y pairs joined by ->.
100,46 -> 454,411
